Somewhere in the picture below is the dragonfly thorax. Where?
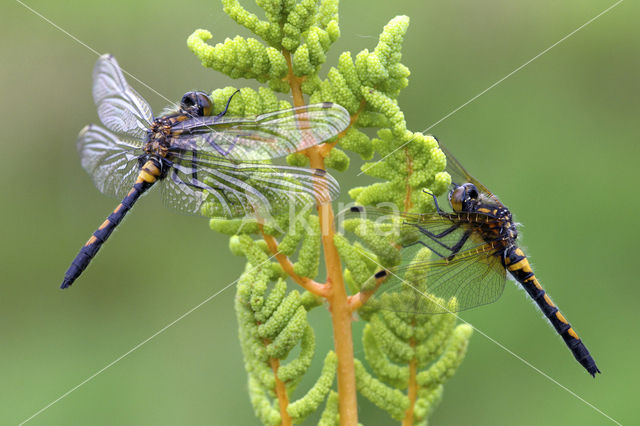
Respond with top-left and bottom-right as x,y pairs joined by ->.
449,182 -> 519,243
144,129 -> 170,158
502,221 -> 518,242
144,117 -> 181,157
498,213 -> 518,241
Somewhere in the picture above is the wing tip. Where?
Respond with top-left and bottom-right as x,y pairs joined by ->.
331,102 -> 351,129
78,124 -> 92,135
311,101 -> 350,129
374,270 -> 388,279
312,168 -> 341,204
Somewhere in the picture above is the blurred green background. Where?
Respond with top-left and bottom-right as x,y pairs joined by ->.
1,0 -> 638,424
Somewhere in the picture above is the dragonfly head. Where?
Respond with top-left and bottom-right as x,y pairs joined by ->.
180,91 -> 212,118
449,182 -> 479,213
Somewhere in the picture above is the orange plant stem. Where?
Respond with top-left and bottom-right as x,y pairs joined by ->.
319,98 -> 366,155
402,355 -> 418,426
269,358 -> 292,426
315,199 -> 359,426
348,273 -> 385,311
282,50 -> 359,426
260,228 -> 327,296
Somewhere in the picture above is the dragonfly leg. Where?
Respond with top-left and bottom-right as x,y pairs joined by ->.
207,90 -> 241,156
217,139 -> 239,157
417,222 -> 460,239
402,239 -> 448,259
166,155 -> 210,192
446,230 -> 471,261
190,149 -> 198,183
170,166 -> 208,191
411,222 -> 460,249
408,224 -> 470,261
422,189 -> 444,214
214,89 -> 241,119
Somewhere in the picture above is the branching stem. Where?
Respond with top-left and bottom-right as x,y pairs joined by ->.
260,228 -> 328,296
270,48 -> 359,426
348,274 -> 385,311
320,99 -> 366,155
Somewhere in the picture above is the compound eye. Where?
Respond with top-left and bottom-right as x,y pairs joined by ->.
449,186 -> 465,212
180,92 -> 196,108
180,91 -> 212,117
466,184 -> 479,200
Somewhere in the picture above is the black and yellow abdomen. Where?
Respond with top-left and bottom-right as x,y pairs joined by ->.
504,246 -> 600,377
60,160 -> 161,288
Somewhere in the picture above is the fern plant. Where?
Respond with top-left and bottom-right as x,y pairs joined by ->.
188,1 -> 472,424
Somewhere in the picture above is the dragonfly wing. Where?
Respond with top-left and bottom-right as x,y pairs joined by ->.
170,103 -> 351,161
160,157 -> 207,216
373,244 -> 507,314
77,124 -> 142,199
437,141 -> 503,206
344,206 -> 490,254
161,151 -> 340,217
344,206 -> 506,313
343,205 -> 432,224
92,54 -> 153,140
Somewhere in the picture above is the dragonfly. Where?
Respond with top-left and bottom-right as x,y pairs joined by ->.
347,141 -> 600,377
61,54 -> 350,289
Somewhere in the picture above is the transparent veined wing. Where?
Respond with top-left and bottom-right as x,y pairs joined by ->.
344,206 -> 506,313
437,141 -> 503,206
92,54 -> 153,140
344,205 -> 491,257
161,150 -> 340,218
368,244 -> 506,314
77,124 -> 143,199
169,103 -> 351,161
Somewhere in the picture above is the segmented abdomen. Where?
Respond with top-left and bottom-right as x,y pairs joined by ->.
504,246 -> 600,377
60,162 -> 159,288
